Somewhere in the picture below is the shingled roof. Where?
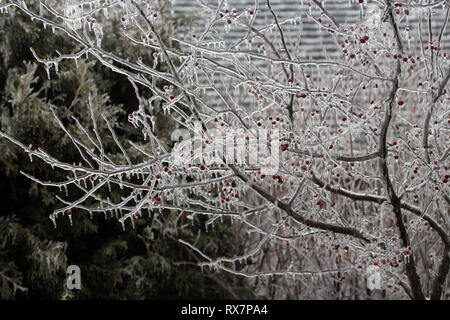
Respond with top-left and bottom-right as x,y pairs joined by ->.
172,0 -> 450,59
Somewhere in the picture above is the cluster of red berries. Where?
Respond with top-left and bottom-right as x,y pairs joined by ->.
393,2 -> 409,15
272,175 -> 283,184
280,142 -> 289,151
152,197 -> 161,203
424,41 -> 440,51
359,35 -> 369,44
221,183 -> 239,203
256,116 -> 285,127
128,111 -> 139,123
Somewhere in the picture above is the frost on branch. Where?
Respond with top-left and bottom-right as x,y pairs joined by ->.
0,0 -> 449,299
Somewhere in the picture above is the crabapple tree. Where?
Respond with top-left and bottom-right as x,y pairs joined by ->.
0,0 -> 449,299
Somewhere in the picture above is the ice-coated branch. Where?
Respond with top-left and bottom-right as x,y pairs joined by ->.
1,0 -> 449,299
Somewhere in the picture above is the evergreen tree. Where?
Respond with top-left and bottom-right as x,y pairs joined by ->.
0,5 -> 253,300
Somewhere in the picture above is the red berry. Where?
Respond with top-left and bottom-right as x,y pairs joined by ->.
398,100 -> 404,105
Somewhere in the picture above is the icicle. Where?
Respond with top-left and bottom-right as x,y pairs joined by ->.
49,213 -> 57,228
44,63 -> 51,80
150,115 -> 156,132
152,52 -> 158,69
93,23 -> 103,47
143,128 -> 148,141
118,174 -> 123,189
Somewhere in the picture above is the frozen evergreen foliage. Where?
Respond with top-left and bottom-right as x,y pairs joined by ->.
0,2 -> 249,299
0,0 -> 449,299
